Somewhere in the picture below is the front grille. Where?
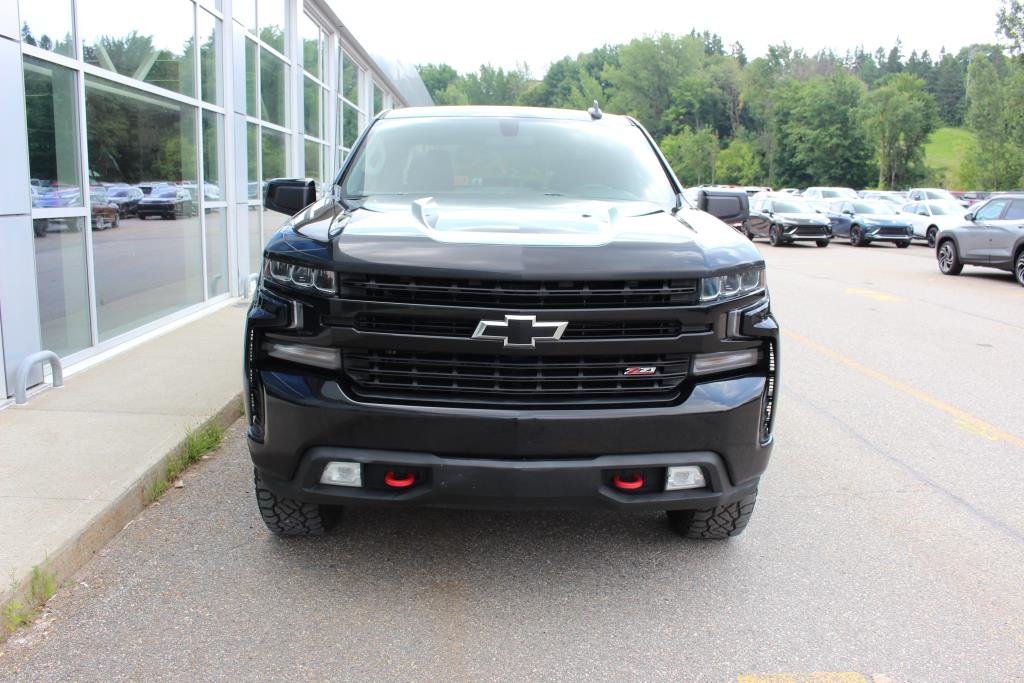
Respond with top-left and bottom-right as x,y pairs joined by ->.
343,349 -> 690,407
877,227 -> 909,236
350,314 -> 694,339
794,226 -> 827,236
339,275 -> 699,308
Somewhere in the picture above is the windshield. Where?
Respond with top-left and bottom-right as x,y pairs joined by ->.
154,188 -> 178,198
925,189 -> 954,200
341,116 -> 676,206
108,188 -> 130,197
854,201 -> 897,215
928,201 -> 962,216
773,200 -> 813,213
821,188 -> 855,199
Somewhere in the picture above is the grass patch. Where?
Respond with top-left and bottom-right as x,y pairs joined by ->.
924,127 -> 975,188
145,422 -> 225,503
3,565 -> 57,635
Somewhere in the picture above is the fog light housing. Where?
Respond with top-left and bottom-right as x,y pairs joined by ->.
692,348 -> 759,375
263,341 -> 341,370
320,461 -> 361,487
665,466 -> 706,491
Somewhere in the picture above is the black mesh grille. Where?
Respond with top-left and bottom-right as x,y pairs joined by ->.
343,349 -> 690,407
877,227 -> 909,236
350,314 -> 693,339
794,226 -> 828,236
339,275 -> 699,308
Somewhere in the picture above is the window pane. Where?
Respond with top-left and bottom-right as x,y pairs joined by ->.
301,14 -> 322,78
303,77 -> 321,137
84,75 -> 203,341
373,84 -> 383,115
342,101 -> 359,148
199,9 -> 222,105
201,110 -> 224,201
245,39 -> 258,117
260,48 -> 286,125
304,139 -> 321,182
258,0 -> 286,53
235,0 -> 256,33
19,0 -> 75,57
34,217 -> 91,357
80,0 -> 196,97
204,208 -> 229,297
341,51 -> 359,103
24,56 -> 82,207
248,206 -> 262,273
261,127 -> 287,180
247,122 -> 260,195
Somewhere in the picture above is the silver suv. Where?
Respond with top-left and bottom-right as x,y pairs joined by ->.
935,193 -> 1024,286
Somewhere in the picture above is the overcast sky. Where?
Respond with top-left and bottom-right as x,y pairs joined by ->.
332,0 -> 1006,76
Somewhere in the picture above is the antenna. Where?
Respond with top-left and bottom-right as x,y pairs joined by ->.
587,100 -> 603,120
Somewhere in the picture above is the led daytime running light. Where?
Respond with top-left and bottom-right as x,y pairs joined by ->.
262,258 -> 337,294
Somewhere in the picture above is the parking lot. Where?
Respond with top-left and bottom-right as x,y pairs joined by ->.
2,239 -> 1023,681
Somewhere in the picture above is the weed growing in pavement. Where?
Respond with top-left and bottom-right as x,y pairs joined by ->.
2,564 -> 57,636
145,422 -> 225,503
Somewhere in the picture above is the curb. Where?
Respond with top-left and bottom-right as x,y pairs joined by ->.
0,393 -> 243,634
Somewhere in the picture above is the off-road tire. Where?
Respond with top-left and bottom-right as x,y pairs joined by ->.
254,469 -> 342,536
666,490 -> 758,539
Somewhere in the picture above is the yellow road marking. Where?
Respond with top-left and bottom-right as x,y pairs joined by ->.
737,674 -> 881,683
784,329 -> 1024,450
843,287 -> 905,302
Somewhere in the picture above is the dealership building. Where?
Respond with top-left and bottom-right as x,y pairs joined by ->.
0,0 -> 430,400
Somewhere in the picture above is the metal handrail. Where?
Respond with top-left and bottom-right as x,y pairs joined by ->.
14,351 -> 64,405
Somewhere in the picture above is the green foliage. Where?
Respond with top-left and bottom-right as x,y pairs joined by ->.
960,54 -> 1023,189
145,422 -> 224,503
417,63 -> 530,106
715,138 -> 762,185
661,126 -> 719,186
998,0 -> 1024,55
862,74 -> 937,188
3,564 -> 57,636
923,127 -> 975,187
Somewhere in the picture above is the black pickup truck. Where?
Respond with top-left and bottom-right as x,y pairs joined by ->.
245,105 -> 779,539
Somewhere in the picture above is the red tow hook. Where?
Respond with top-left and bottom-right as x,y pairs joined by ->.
384,470 -> 416,489
612,472 -> 644,491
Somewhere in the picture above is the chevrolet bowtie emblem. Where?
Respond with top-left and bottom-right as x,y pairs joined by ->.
471,315 -> 568,348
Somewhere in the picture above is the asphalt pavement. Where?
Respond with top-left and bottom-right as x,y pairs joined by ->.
2,238 -> 1023,682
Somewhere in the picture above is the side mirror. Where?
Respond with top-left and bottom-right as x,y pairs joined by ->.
843,209 -> 854,216
265,178 -> 316,216
965,212 -> 975,222
696,188 -> 749,223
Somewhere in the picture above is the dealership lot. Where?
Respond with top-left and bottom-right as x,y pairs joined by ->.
2,241 -> 1022,681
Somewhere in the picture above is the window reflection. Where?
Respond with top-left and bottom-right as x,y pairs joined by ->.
24,57 -> 82,207
84,75 -> 203,341
258,0 -> 286,53
199,9 -> 222,105
20,0 -> 75,57
340,51 -> 359,103
33,218 -> 91,357
304,78 -> 321,137
260,48 -> 286,125
202,110 -> 224,201
373,84 -> 383,115
342,101 -> 359,148
204,208 -> 229,297
261,127 -> 287,180
245,39 -> 259,117
301,14 -> 323,79
247,122 -> 260,190
304,140 -> 321,183
79,0 -> 196,97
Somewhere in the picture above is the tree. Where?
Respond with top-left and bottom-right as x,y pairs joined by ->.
961,54 -> 1021,188
715,138 -> 762,185
417,63 -> 460,100
997,0 -> 1024,56
660,127 -> 719,186
863,74 -> 937,188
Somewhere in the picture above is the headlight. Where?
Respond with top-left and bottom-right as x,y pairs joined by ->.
262,258 -> 337,295
700,267 -> 766,303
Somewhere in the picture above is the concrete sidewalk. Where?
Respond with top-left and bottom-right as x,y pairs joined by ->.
0,301 -> 247,623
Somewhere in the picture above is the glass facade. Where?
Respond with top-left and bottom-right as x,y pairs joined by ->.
10,0 -> 412,381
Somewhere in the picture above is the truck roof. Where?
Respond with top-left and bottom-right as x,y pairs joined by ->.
384,105 -> 632,124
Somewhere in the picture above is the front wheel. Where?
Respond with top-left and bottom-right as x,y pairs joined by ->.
666,490 -> 758,539
849,225 -> 865,246
768,224 -> 782,246
1015,251 -> 1024,286
896,241 -> 910,249
254,469 -> 342,536
926,226 -> 938,248
816,239 -> 829,248
937,240 -> 963,275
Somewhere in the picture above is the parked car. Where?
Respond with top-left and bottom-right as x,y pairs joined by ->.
935,193 -> 1024,286
137,186 -> 193,219
105,185 -> 144,217
802,186 -> 858,212
137,181 -> 170,196
746,196 -> 831,246
826,200 -> 914,247
960,191 -> 991,206
907,187 -> 970,208
34,185 -> 81,208
89,187 -> 120,230
862,190 -> 908,207
899,200 -> 969,247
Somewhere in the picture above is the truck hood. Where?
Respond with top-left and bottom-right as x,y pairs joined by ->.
265,195 -> 763,280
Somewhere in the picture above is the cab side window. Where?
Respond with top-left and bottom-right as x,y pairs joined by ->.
1003,199 -> 1024,220
975,199 -> 1009,221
